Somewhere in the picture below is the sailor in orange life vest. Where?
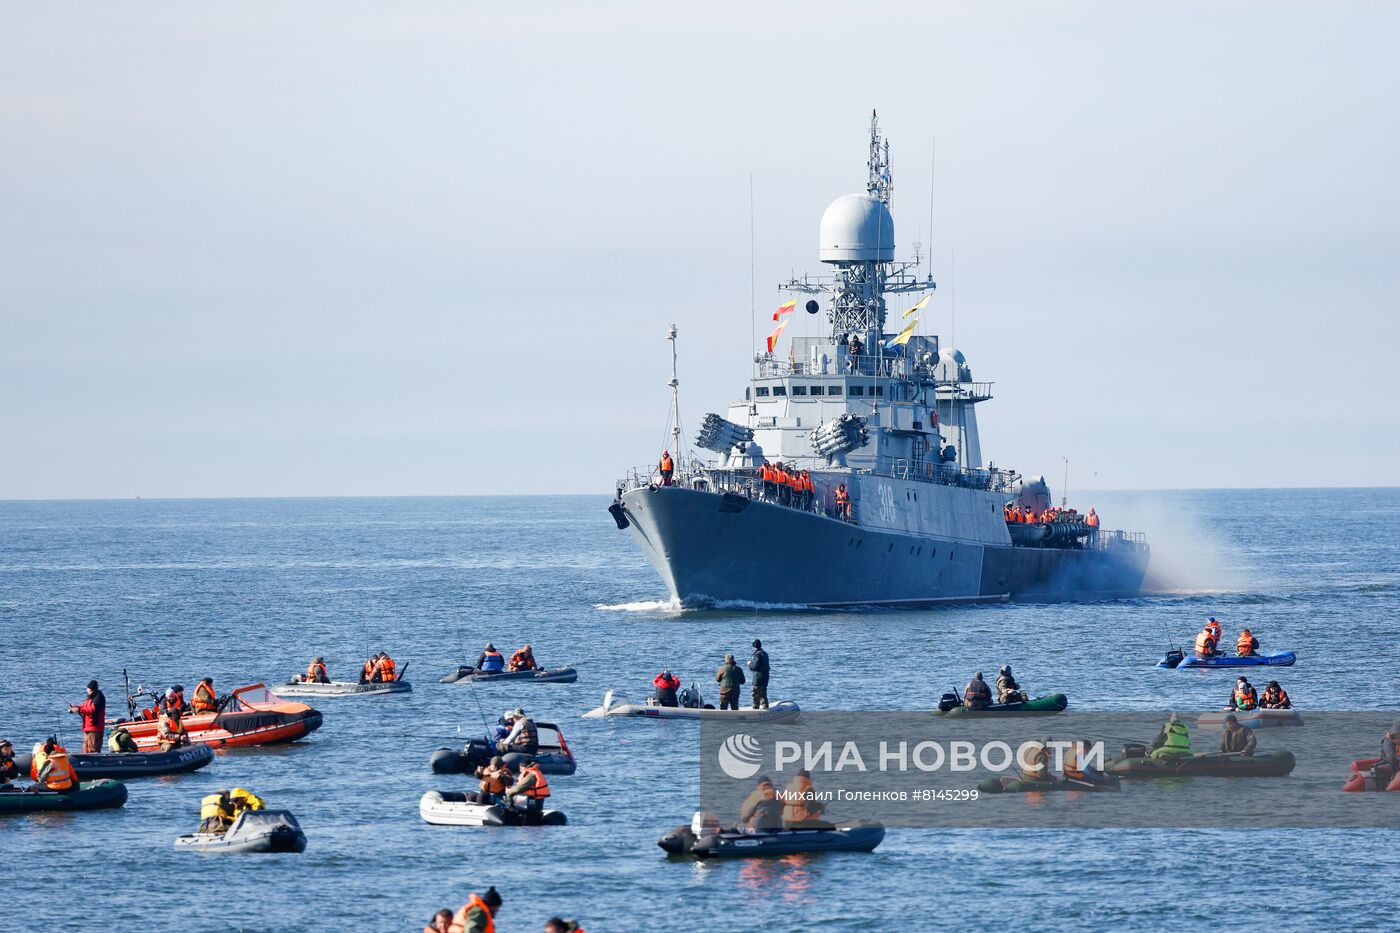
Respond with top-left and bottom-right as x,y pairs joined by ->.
1228,677 -> 1259,712
375,653 -> 397,683
1193,624 -> 1219,660
834,483 -> 851,519
34,736 -> 78,793
504,761 -> 550,817
1236,628 -> 1259,657
447,886 -> 502,933
191,677 -> 218,713
658,450 -> 674,486
305,657 -> 329,683
1259,680 -> 1291,709
1204,617 -> 1223,642
1085,507 -> 1099,528
507,645 -> 537,672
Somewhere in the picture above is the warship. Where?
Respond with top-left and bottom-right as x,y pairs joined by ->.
609,113 -> 1149,607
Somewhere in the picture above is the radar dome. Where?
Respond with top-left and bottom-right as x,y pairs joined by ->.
819,194 -> 894,263
935,347 -> 971,382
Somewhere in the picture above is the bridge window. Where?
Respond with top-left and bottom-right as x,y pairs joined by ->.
791,386 -> 808,396
808,386 -> 822,395
755,387 -> 770,397
827,386 -> 843,396
772,386 -> 787,396
849,385 -> 865,396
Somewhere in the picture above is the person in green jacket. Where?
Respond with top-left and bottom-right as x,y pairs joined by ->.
715,654 -> 746,711
1148,713 -> 1192,759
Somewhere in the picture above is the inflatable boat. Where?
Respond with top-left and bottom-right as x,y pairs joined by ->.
430,725 -> 576,776
978,774 -> 1120,793
0,780 -> 128,814
1157,649 -> 1297,670
1195,709 -> 1303,730
174,809 -> 307,852
1343,758 -> 1400,792
419,790 -> 566,826
657,816 -> 884,858
14,743 -> 213,779
935,693 -> 1068,716
112,684 -> 323,749
440,666 -> 578,685
272,676 -> 411,698
583,690 -> 800,722
1109,749 -> 1296,778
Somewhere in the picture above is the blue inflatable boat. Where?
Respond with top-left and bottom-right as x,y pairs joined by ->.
1157,649 -> 1296,669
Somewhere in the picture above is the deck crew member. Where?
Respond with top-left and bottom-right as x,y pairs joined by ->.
799,470 -> 815,509
199,790 -> 236,834
760,462 -> 776,500
996,666 -> 1027,705
652,670 -> 681,707
1149,713 -> 1192,759
739,775 -> 784,830
68,680 -> 107,753
157,706 -> 190,751
1194,624 -> 1219,660
715,654 -> 746,711
658,450 -> 674,486
1229,677 -> 1259,712
191,677 -> 218,713
1236,628 -> 1259,657
376,653 -> 397,683
1216,715 -> 1256,756
305,657 -> 329,683
1260,681 -> 1291,709
1086,508 -> 1099,528
475,644 -> 505,673
447,887 -> 502,933
35,737 -> 77,792
505,761 -> 550,816
834,483 -> 851,520
748,639 -> 770,710
498,709 -> 539,756
508,645 -> 537,672
962,672 -> 993,710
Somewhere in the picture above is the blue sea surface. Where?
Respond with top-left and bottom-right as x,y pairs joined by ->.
1,489 -> 1398,931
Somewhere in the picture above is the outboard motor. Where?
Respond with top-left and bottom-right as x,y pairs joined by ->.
1162,648 -> 1185,669
937,691 -> 962,712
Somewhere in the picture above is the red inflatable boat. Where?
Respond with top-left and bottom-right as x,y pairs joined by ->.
112,684 -> 322,750
1342,757 -> 1400,792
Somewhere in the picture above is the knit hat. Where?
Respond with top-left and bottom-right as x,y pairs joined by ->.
482,886 -> 502,908
87,680 -> 99,690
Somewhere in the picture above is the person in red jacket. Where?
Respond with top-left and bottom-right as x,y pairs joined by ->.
68,680 -> 107,754
652,670 -> 681,707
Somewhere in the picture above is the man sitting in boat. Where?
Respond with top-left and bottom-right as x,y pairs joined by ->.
359,657 -> 377,683
1193,624 -> 1220,660
375,653 -> 397,682
191,677 -> 218,713
33,737 -> 78,793
508,645 -> 538,672
474,644 -> 505,674
1260,681 -> 1291,709
1227,677 -> 1259,712
738,776 -> 784,830
1378,724 -> 1400,784
996,666 -> 1028,705
229,787 -> 265,817
107,726 -> 139,753
1063,738 -> 1109,784
1216,716 -> 1256,756
652,670 -> 681,707
498,709 -> 539,756
781,770 -> 831,828
504,761 -> 550,817
1236,628 -> 1259,657
157,707 -> 190,751
1019,739 -> 1057,785
1149,713 -> 1192,759
962,672 -> 993,710
303,657 -> 329,683
199,790 -> 237,834
0,739 -> 19,790
161,685 -> 187,715
468,756 -> 514,805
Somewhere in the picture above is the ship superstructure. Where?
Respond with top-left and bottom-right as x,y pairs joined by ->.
609,113 -> 1149,607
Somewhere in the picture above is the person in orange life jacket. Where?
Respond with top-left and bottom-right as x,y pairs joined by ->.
760,462 -> 777,500
1063,738 -> 1108,783
158,706 -> 190,751
1086,507 -> 1100,528
834,483 -> 851,519
161,685 -> 186,715
508,645 -> 537,672
305,657 -> 329,683
467,755 -> 514,805
1236,628 -> 1259,657
652,670 -> 681,707
1217,715 -> 1256,755
1227,677 -> 1259,711
191,677 -> 218,713
1204,617 -> 1223,642
1260,681 -> 1291,709
68,680 -> 107,753
1019,739 -> 1055,784
1194,625 -> 1219,659
475,644 -> 505,674
359,657 -> 376,683
782,769 -> 829,827
35,736 -> 78,792
448,887 -> 502,933
962,671 -> 992,710
376,653 -> 397,682
504,761 -> 550,817
424,908 -> 454,933
658,450 -> 674,486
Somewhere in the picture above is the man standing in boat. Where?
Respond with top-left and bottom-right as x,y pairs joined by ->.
68,680 -> 106,754
747,640 -> 770,710
715,653 -> 746,711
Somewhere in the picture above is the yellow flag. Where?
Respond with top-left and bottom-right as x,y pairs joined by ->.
885,318 -> 917,348
902,294 -> 930,318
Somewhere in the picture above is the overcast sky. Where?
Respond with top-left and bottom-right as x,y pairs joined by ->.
2,1 -> 1397,499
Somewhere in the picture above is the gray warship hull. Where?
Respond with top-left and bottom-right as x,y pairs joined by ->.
620,482 -> 1149,608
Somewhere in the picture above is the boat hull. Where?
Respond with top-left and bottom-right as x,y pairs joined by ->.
619,485 -> 1148,607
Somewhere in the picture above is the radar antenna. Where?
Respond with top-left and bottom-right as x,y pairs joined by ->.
867,110 -> 893,206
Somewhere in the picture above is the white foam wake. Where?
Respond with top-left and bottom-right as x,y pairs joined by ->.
593,598 -> 683,612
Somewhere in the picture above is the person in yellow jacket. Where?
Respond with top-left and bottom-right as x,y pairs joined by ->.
199,790 -> 237,834
34,737 -> 78,792
1149,713 -> 1193,759
228,787 -> 265,816
448,887 -> 502,933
